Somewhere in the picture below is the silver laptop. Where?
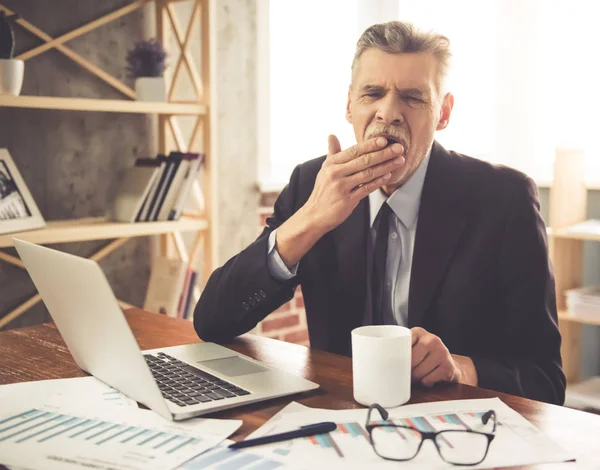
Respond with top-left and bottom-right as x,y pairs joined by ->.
13,238 -> 318,421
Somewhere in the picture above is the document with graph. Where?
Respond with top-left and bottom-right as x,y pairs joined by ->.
177,439 -> 304,470
246,398 -> 574,469
0,405 -> 242,470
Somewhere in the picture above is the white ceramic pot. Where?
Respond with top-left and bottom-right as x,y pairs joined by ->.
134,77 -> 167,101
0,59 -> 24,96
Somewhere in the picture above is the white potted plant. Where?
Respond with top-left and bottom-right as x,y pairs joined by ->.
126,38 -> 168,102
0,11 -> 24,96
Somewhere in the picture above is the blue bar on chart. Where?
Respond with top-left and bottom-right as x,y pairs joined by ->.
411,416 -> 436,432
0,408 -> 201,456
180,446 -> 283,470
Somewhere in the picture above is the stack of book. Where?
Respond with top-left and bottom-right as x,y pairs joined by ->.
143,256 -> 198,319
566,286 -> 600,320
107,152 -> 204,223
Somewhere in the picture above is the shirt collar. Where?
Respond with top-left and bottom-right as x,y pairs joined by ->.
369,149 -> 431,230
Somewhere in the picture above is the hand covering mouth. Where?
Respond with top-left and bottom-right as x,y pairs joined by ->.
377,134 -> 406,149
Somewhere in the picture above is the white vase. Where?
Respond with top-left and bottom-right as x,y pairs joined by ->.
0,59 -> 24,96
134,77 -> 167,101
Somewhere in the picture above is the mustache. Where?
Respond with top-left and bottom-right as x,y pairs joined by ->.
365,125 -> 408,147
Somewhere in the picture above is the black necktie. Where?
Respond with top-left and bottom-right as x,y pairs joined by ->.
371,202 -> 392,325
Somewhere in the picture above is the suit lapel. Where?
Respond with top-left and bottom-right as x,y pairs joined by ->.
332,198 -> 369,334
408,142 -> 471,327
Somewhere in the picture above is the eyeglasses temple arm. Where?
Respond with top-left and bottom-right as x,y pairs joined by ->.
367,403 -> 389,424
481,410 -> 497,432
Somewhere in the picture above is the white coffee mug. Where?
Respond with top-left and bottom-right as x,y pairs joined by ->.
351,325 -> 411,408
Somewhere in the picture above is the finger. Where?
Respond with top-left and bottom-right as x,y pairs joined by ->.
420,362 -> 457,387
346,154 -> 405,189
412,349 -> 442,381
411,341 -> 429,369
327,134 -> 342,158
349,172 -> 392,203
339,142 -> 404,178
411,327 -> 427,347
330,136 -> 388,164
419,364 -> 444,387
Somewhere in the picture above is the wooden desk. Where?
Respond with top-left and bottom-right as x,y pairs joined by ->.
1,309 -> 599,469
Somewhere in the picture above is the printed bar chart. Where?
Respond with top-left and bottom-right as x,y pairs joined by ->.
0,409 -> 199,453
181,444 -> 287,470
0,408 -> 221,470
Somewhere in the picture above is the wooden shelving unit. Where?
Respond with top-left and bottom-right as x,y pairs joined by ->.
551,228 -> 600,242
0,0 -> 215,329
547,148 -> 600,410
0,217 -> 208,249
0,95 -> 207,115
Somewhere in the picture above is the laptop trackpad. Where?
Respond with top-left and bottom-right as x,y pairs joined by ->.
198,356 -> 268,377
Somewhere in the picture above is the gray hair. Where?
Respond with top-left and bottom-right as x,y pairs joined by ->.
351,21 -> 452,94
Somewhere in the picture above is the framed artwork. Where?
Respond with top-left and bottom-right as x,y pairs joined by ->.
0,148 -> 46,235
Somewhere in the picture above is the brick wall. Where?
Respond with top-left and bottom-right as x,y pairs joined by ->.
256,205 -> 309,346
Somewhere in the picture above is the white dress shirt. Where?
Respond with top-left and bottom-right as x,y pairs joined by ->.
267,152 -> 431,327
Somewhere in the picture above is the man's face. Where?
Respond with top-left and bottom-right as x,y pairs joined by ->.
347,50 -> 453,189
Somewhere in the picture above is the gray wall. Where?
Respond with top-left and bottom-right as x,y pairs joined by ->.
0,0 -> 155,329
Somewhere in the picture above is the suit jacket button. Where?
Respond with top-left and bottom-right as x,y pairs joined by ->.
259,289 -> 267,298
254,293 -> 261,302
242,301 -> 250,310
249,297 -> 257,306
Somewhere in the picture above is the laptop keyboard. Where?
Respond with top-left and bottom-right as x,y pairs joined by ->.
144,352 -> 250,407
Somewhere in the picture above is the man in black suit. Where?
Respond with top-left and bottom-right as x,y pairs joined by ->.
194,21 -> 565,405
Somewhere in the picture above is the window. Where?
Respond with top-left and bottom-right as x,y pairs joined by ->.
266,0 -> 358,187
262,0 -> 600,188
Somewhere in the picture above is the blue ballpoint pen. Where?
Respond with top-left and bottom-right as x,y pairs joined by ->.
228,421 -> 338,449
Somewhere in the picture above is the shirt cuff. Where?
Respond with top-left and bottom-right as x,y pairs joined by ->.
267,229 -> 298,281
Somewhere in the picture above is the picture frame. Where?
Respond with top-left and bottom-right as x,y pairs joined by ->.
0,148 -> 46,235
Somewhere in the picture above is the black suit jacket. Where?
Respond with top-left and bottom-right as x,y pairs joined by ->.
194,141 -> 566,405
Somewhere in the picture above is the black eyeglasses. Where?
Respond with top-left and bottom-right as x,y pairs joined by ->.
365,404 -> 497,466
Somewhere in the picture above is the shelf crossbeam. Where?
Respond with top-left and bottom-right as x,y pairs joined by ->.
0,217 -> 208,249
0,95 -> 206,115
0,3 -> 135,99
17,1 -> 150,62
166,1 -> 203,101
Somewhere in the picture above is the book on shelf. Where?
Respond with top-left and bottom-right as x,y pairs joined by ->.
143,153 -> 171,221
106,161 -> 161,223
563,219 -> 600,235
143,256 -> 188,317
169,153 -> 204,221
156,152 -> 190,221
176,265 -> 197,319
107,152 -> 203,224
148,152 -> 183,221
135,157 -> 166,222
143,255 -> 198,319
182,270 -> 198,319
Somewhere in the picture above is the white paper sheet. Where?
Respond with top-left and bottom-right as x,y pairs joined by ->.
0,404 -> 242,470
0,377 -> 137,415
244,398 -> 574,470
177,439 -> 303,470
